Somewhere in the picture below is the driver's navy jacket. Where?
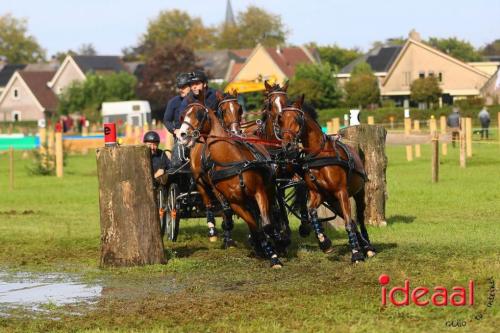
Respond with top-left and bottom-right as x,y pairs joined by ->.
151,148 -> 170,173
163,95 -> 184,134
179,88 -> 219,115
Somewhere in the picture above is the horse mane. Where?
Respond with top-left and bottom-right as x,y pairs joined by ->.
301,102 -> 318,122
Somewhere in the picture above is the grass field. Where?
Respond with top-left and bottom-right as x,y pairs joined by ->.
0,142 -> 499,332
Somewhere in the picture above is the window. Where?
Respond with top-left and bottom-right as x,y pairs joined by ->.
418,71 -> 425,79
428,71 -> 435,78
13,89 -> 19,99
12,111 -> 21,122
438,72 -> 443,82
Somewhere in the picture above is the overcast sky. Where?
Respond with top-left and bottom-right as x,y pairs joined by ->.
2,0 -> 499,57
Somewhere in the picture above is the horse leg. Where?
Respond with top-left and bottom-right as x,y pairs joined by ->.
308,190 -> 334,253
230,202 -> 283,268
296,182 -> 312,237
195,182 -> 218,242
353,189 -> 376,258
221,202 -> 237,249
335,189 -> 365,263
210,186 -> 236,248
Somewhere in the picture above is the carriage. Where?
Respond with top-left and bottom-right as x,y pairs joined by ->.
156,160 -> 301,243
157,163 -> 224,242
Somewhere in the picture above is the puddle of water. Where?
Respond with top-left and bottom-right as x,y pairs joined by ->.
0,272 -> 101,315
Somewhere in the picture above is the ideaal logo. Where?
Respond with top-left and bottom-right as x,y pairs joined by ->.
378,274 -> 474,306
379,275 -> 496,328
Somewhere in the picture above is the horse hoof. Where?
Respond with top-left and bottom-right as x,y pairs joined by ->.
299,223 -> 311,238
209,236 -> 218,242
351,251 -> 365,263
270,257 -> 283,268
319,237 -> 333,254
223,239 -> 237,249
366,250 -> 376,258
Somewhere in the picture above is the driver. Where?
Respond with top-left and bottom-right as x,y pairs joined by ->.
143,131 -> 170,184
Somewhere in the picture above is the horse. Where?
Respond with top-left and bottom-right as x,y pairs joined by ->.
177,92 -> 287,268
276,95 -> 377,263
244,81 -> 312,237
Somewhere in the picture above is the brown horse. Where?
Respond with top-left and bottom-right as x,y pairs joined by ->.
276,96 -> 376,263
177,94 -> 286,268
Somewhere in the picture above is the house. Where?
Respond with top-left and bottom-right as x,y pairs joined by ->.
481,68 -> 500,104
336,45 -> 402,87
47,55 -> 128,95
338,30 -> 493,105
0,71 -> 58,121
230,44 -> 318,85
0,64 -> 27,95
195,49 -> 252,83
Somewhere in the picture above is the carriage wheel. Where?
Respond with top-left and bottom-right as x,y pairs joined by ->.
165,183 -> 180,241
157,186 -> 167,238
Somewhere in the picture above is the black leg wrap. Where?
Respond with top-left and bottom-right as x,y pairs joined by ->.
222,216 -> 236,249
309,209 -> 324,235
206,209 -> 218,238
298,208 -> 311,238
346,223 -> 364,262
259,236 -> 283,268
310,209 -> 332,253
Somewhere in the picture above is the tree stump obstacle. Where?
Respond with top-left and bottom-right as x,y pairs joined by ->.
96,145 -> 166,267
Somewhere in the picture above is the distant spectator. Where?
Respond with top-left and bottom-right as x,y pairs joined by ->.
478,106 -> 491,140
447,107 -> 461,147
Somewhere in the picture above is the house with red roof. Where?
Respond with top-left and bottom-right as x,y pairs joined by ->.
0,71 -> 58,121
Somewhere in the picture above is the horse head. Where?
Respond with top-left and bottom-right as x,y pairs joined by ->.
216,89 -> 243,135
264,80 -> 288,116
177,90 -> 211,148
276,94 -> 305,153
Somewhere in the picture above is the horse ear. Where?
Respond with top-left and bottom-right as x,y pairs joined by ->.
231,89 -> 238,98
216,90 -> 223,103
186,93 -> 196,104
298,94 -> 305,108
197,88 -> 206,106
264,80 -> 272,91
282,80 -> 289,92
196,108 -> 205,122
292,94 -> 304,109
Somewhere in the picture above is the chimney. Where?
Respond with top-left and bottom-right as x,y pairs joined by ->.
409,29 -> 421,42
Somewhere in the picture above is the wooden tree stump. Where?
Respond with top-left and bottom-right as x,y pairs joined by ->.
339,125 -> 388,227
96,145 -> 166,267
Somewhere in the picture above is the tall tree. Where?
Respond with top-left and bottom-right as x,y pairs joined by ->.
139,10 -> 215,57
314,44 -> 362,70
288,63 -> 341,109
344,62 -> 380,108
410,76 -> 442,109
0,14 -> 45,63
136,43 -> 198,118
427,37 -> 482,62
52,50 -> 77,63
78,43 -> 97,56
217,6 -> 287,49
480,39 -> 500,57
58,72 -> 137,121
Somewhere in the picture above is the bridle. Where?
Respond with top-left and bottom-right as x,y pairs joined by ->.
216,97 -> 241,133
180,102 -> 210,141
274,107 -> 305,146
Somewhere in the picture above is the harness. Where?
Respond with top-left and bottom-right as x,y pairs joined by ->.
182,102 -> 274,189
200,138 -> 274,188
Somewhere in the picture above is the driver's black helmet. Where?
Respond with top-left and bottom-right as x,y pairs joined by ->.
143,131 -> 160,143
176,73 -> 191,88
188,70 -> 208,84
